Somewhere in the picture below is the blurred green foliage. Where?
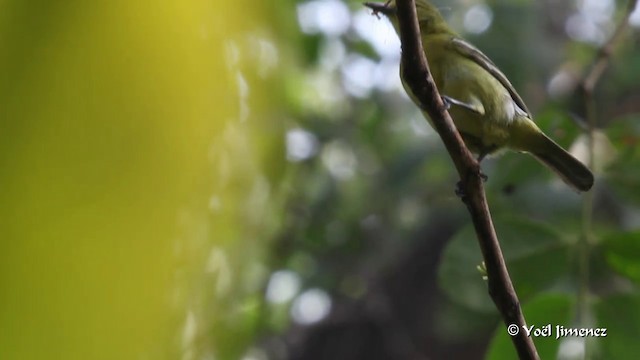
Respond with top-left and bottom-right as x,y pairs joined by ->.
246,0 -> 640,359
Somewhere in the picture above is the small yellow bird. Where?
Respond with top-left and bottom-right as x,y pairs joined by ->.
365,0 -> 594,191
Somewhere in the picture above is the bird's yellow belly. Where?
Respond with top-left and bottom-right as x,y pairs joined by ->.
432,59 -> 516,156
448,105 -> 511,156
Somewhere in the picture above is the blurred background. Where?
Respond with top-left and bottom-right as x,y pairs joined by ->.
2,0 -> 640,359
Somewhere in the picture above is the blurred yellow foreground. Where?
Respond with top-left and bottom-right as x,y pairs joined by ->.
0,1 -> 267,359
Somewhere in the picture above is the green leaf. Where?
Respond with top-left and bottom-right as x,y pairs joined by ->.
486,294 -> 574,360
595,293 -> 640,360
605,114 -> 640,203
438,216 -> 569,312
432,299 -> 499,342
601,231 -> 640,284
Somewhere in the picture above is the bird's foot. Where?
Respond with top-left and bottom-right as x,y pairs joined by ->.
455,180 -> 466,199
455,169 -> 487,201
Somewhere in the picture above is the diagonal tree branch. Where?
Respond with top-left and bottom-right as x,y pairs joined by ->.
393,0 -> 539,358
581,0 -> 639,95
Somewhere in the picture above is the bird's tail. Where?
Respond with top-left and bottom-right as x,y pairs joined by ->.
529,133 -> 594,192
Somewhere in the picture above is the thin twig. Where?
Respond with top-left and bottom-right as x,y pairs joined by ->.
581,0 -> 638,95
576,0 -> 637,354
394,0 -> 539,358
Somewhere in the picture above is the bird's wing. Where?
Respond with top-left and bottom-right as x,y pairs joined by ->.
448,37 -> 532,118
442,95 -> 485,115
